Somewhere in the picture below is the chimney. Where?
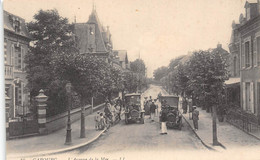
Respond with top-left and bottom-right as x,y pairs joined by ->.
217,43 -> 222,48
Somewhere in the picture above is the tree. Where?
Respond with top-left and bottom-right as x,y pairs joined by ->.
123,71 -> 139,93
130,59 -> 146,75
153,66 -> 168,81
187,49 -> 228,145
168,55 -> 185,71
25,9 -> 78,116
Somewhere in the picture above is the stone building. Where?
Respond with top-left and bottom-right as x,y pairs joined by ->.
73,7 -> 114,64
228,0 -> 260,122
113,50 -> 130,70
4,10 -> 31,121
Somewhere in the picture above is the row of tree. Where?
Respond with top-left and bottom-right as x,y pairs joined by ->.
154,48 -> 229,145
25,9 -> 147,117
154,48 -> 229,113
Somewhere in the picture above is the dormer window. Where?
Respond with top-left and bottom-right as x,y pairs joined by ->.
9,15 -> 21,33
89,27 -> 94,35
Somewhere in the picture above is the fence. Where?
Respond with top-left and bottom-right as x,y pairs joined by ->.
226,110 -> 260,137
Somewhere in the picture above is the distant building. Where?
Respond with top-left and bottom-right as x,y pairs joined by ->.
73,7 -> 114,64
113,50 -> 130,70
4,10 -> 31,121
228,0 -> 260,122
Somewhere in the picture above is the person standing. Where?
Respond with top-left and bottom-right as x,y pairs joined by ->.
150,102 -> 156,121
160,110 -> 168,135
95,111 -> 101,130
116,97 -> 122,120
182,98 -> 188,114
192,106 -> 199,130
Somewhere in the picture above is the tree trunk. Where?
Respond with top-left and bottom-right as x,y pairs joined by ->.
212,105 -> 218,145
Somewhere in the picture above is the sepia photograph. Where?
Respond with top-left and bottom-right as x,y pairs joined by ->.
2,0 -> 260,159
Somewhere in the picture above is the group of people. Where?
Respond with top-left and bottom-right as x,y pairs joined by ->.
94,97 -> 123,130
144,96 -> 159,122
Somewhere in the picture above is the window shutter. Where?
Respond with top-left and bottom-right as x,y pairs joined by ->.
249,40 -> 252,67
21,47 -> 24,70
254,39 -> 257,66
243,82 -> 246,110
11,45 -> 14,66
250,82 -> 254,113
242,43 -> 245,68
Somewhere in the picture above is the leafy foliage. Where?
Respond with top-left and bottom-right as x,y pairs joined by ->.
153,66 -> 168,81
24,9 -> 78,116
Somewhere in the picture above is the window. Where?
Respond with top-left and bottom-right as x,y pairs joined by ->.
15,46 -> 23,70
257,37 -> 260,65
257,82 -> 260,114
245,41 -> 250,68
233,56 -> 237,76
4,39 -> 7,64
11,45 -> 14,66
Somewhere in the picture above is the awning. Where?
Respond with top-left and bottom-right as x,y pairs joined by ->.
225,77 -> 240,85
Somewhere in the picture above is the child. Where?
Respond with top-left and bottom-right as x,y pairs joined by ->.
95,111 -> 101,130
99,113 -> 106,130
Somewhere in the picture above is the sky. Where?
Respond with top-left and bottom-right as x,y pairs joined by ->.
3,0 -> 250,77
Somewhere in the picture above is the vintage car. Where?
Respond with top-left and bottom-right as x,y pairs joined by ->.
124,93 -> 145,124
159,95 -> 182,130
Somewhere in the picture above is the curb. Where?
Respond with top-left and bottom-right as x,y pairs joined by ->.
8,129 -> 106,159
181,114 -> 216,151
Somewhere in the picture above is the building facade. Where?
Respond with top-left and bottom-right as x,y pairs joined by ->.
229,0 -> 260,122
4,10 -> 31,121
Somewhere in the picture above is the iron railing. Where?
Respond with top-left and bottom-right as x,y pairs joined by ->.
226,110 -> 260,137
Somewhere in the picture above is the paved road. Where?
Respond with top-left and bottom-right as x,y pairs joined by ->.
54,85 -> 206,157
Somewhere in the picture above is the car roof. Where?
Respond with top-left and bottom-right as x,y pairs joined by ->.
125,93 -> 141,97
161,95 -> 179,98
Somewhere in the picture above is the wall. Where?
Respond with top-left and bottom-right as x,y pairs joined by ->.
45,103 -> 106,134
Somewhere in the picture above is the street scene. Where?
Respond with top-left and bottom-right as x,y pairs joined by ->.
3,0 -> 260,160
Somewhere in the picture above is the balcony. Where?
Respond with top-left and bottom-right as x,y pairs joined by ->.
5,65 -> 13,79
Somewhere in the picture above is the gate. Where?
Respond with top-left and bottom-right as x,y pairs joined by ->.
9,117 -> 39,137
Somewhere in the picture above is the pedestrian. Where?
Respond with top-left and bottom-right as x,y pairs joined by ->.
182,98 -> 187,114
99,113 -> 106,130
150,101 -> 156,121
192,106 -> 199,130
148,99 -> 152,119
104,102 -> 113,124
154,99 -> 159,116
116,97 -> 122,120
160,110 -> 168,135
95,111 -> 101,130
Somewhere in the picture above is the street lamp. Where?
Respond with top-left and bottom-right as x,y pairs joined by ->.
65,82 -> 72,145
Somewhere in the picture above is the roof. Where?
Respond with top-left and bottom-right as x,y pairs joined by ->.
161,95 -> 179,98
225,77 -> 240,85
74,8 -> 112,54
4,10 -> 31,39
125,93 -> 141,97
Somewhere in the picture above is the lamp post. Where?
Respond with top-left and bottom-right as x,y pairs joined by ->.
65,82 -> 72,145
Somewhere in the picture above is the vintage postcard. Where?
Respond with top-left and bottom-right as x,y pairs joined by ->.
3,0 -> 260,159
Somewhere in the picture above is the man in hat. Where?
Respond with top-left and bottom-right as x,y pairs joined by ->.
192,106 -> 199,130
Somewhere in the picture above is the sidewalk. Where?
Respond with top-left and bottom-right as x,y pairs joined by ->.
6,110 -> 107,158
182,107 -> 260,151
